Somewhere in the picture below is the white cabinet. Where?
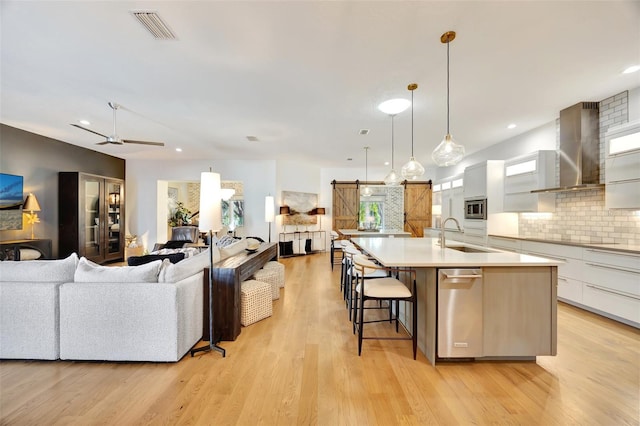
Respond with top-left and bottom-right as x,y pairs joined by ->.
487,235 -> 521,252
463,220 -> 487,246
582,248 -> 640,325
433,174 -> 464,229
521,241 -> 583,304
503,151 -> 556,212
605,121 -> 640,209
520,240 -> 639,328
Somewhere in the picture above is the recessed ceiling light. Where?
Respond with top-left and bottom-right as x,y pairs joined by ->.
347,158 -> 353,161
507,123 -> 517,129
378,99 -> 411,115
622,65 -> 640,74
175,148 -> 182,152
359,129 -> 370,135
384,161 -> 390,166
246,136 -> 259,142
79,120 -> 90,126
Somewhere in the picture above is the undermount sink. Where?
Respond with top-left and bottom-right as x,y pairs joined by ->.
446,245 -> 494,254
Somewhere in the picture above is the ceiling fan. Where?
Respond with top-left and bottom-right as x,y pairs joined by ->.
71,102 -> 165,146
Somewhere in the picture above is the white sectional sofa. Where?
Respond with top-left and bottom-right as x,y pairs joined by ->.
0,249 -> 212,362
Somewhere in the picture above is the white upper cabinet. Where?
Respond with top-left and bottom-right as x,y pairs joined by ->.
503,151 -> 556,212
464,160 -> 504,214
433,174 -> 464,229
605,120 -> 640,209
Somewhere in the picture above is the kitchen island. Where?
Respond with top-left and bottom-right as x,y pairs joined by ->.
351,237 -> 562,364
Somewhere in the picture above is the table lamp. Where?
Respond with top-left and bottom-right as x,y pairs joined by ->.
23,193 -> 41,240
315,207 -> 326,230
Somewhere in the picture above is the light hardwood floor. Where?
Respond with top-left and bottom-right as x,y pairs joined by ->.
1,253 -> 639,425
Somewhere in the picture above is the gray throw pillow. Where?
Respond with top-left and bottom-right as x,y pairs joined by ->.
74,257 -> 161,283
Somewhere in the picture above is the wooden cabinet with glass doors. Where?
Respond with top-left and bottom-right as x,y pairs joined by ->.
59,172 -> 125,263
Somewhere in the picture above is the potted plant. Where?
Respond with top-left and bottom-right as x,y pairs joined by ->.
168,202 -> 192,227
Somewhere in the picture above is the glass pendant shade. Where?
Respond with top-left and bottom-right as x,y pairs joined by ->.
432,133 -> 465,167
401,83 -> 425,180
384,169 -> 401,186
433,31 -> 465,167
401,157 -> 425,180
361,185 -> 372,197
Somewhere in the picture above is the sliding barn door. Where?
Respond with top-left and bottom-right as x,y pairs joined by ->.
332,181 -> 359,232
403,181 -> 432,237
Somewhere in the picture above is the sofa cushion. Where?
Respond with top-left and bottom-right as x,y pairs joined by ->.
158,248 -> 212,283
219,239 -> 247,260
163,240 -> 189,249
75,257 -> 161,283
127,252 -> 185,266
0,253 -> 78,282
18,248 -> 43,260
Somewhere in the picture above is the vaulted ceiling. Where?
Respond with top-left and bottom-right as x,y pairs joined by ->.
2,1 -> 639,168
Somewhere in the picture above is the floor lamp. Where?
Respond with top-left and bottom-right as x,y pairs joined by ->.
265,195 -> 275,243
191,170 -> 226,358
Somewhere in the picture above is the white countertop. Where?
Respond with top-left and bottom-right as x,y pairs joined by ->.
351,237 -> 562,267
339,229 -> 412,237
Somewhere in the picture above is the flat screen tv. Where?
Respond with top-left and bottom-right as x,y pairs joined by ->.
0,173 -> 24,230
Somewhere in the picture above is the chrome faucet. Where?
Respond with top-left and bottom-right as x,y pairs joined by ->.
440,217 -> 462,248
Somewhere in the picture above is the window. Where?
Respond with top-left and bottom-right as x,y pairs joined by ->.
359,201 -> 383,230
222,200 -> 244,230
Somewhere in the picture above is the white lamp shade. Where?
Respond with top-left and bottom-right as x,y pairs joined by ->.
199,171 -> 222,232
265,195 -> 275,222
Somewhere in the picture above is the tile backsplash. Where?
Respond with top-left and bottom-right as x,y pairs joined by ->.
519,90 -> 640,246
518,189 -> 640,245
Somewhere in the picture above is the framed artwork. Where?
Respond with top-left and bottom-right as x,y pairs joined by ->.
0,173 -> 24,231
282,190 -> 317,226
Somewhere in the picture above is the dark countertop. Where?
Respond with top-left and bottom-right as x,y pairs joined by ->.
489,234 -> 640,255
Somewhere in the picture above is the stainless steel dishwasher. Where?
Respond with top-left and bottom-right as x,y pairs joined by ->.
437,268 -> 483,359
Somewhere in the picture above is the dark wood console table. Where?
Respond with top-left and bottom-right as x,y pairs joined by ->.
203,242 -> 278,342
0,239 -> 53,261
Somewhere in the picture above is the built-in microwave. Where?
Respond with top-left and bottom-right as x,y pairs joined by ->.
464,198 -> 487,220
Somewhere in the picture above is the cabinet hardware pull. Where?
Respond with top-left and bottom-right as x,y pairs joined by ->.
441,272 -> 482,279
608,177 -> 640,184
585,284 -> 640,301
585,249 -> 640,259
557,277 -> 568,282
585,262 -> 639,275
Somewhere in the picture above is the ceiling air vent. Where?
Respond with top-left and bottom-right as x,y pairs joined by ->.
131,12 -> 176,40
359,129 -> 370,135
246,136 -> 259,142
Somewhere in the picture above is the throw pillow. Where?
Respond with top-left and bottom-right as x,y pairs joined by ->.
219,239 -> 247,260
158,248 -> 212,283
127,252 -> 185,266
163,240 -> 188,249
305,239 -> 312,253
0,253 -> 78,282
74,256 -> 161,283
18,248 -> 43,260
279,241 -> 293,256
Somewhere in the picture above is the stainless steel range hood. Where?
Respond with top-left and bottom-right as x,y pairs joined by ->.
532,102 -> 604,193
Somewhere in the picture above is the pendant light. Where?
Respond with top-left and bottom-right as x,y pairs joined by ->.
432,30 -> 465,167
361,146 -> 372,197
378,98 -> 410,186
401,83 -> 425,180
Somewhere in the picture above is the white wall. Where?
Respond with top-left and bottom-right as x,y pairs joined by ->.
629,86 -> 640,122
126,159 -> 276,251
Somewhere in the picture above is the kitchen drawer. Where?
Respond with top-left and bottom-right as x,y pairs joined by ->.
582,261 -> 640,297
521,241 -> 582,260
464,233 -> 487,246
583,248 -> 640,271
557,276 -> 582,304
557,257 -> 583,281
583,283 -> 640,325
487,236 -> 521,252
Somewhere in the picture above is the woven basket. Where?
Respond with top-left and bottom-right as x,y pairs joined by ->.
261,261 -> 285,288
240,280 -> 272,326
253,268 -> 281,300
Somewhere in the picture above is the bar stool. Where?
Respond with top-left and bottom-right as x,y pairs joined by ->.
330,231 -> 340,270
346,253 -> 388,321
352,256 -> 417,359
